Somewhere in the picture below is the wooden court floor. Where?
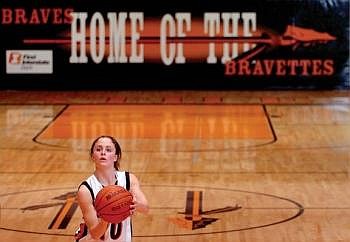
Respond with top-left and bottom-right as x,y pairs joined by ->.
0,90 -> 349,242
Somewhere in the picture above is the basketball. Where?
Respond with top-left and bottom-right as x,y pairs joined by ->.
94,185 -> 133,224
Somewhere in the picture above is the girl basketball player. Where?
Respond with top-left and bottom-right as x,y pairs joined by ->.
75,135 -> 149,242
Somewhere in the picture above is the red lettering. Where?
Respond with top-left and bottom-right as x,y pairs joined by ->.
225,61 -> 236,75
252,60 -> 264,75
2,8 -> 12,24
287,60 -> 299,75
224,59 -> 335,76
29,9 -> 40,24
1,8 -> 74,25
312,59 -> 323,75
276,60 -> 286,75
40,8 -> 51,24
300,59 -> 312,76
263,60 -> 274,75
64,8 -> 74,24
15,8 -> 27,24
323,59 -> 334,75
238,60 -> 250,75
52,8 -> 63,24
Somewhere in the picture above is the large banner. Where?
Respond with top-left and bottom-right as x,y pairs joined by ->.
1,0 -> 349,89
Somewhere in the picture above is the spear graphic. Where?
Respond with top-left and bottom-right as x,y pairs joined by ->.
23,25 -> 336,46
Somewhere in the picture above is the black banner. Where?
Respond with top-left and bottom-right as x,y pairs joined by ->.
1,0 -> 349,89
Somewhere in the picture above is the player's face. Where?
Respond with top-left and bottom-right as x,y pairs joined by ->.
91,137 -> 117,167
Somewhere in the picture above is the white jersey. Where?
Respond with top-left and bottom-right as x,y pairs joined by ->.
75,171 -> 132,242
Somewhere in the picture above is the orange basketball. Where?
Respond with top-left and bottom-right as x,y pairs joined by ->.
95,185 -> 133,224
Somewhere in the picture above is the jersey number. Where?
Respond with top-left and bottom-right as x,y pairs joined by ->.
110,222 -> 122,240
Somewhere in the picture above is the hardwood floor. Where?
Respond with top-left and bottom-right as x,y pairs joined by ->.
0,90 -> 349,242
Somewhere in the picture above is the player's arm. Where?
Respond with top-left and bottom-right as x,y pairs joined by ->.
77,185 -> 109,240
129,173 -> 149,214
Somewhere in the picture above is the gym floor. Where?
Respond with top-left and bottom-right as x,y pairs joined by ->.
0,90 -> 349,242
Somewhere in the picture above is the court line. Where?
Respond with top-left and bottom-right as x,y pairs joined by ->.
31,104 -> 277,150
3,206 -> 350,210
0,143 -> 348,153
32,105 -> 69,149
0,185 -> 304,237
0,171 -> 347,175
1,102 -> 350,106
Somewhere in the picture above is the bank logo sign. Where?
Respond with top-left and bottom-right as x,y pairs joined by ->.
6,50 -> 53,74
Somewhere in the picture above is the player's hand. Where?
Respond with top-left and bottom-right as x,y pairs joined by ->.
130,200 -> 136,215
